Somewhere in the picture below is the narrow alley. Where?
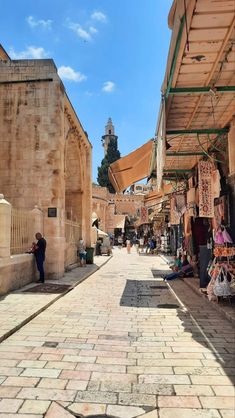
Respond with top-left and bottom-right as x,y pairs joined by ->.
0,250 -> 234,418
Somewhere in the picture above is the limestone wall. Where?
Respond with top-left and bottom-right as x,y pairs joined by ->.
0,58 -> 92,279
0,254 -> 36,295
92,185 -> 144,234
0,59 -> 65,278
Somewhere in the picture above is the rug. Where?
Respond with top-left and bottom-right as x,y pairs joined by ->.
198,160 -> 214,218
24,283 -> 72,294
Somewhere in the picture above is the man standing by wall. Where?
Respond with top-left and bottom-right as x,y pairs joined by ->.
34,233 -> 47,283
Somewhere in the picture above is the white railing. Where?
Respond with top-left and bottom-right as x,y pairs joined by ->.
11,208 -> 34,255
65,219 -> 80,267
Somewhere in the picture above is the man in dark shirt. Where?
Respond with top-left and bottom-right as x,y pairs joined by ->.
34,232 -> 47,283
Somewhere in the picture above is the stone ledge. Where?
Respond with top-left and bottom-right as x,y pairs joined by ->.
0,253 -> 36,295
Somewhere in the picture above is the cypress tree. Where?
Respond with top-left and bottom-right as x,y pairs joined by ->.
97,138 -> 121,193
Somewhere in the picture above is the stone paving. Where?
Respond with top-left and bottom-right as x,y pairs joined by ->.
0,248 -> 234,417
0,256 -> 111,343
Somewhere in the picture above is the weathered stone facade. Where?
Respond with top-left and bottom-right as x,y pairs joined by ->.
92,185 -> 144,234
0,54 -> 92,280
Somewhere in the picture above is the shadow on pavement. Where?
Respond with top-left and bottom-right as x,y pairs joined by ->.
120,278 -> 235,386
120,279 -> 179,308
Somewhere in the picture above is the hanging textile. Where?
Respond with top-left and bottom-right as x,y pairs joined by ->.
212,169 -> 221,199
198,160 -> 214,218
187,188 -> 196,217
140,206 -> 148,224
170,196 -> 180,225
175,194 -> 186,216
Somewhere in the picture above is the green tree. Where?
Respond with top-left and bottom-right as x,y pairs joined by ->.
97,138 -> 121,193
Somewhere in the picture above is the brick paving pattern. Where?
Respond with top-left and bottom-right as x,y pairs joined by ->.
0,249 -> 234,417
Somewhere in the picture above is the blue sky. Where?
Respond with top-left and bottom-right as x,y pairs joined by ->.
1,0 -> 172,181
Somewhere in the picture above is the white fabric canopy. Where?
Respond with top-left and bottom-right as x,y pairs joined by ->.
97,228 -> 108,237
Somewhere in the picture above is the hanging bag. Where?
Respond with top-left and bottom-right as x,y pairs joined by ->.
213,267 -> 231,297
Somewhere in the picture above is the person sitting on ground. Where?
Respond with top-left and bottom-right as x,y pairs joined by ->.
164,254 -> 193,281
170,254 -> 182,271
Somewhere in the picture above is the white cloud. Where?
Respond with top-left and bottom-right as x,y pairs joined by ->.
9,46 -> 48,59
67,21 -> 92,41
102,81 -> 115,93
89,26 -> 98,34
26,15 -> 52,29
91,11 -> 107,23
58,66 -> 87,82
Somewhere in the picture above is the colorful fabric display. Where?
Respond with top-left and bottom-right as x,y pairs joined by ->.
198,160 -> 214,218
214,227 -> 233,245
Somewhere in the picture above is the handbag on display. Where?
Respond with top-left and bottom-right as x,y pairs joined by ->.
213,267 -> 231,297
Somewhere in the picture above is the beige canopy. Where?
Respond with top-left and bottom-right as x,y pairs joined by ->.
108,140 -> 154,193
113,215 -> 126,230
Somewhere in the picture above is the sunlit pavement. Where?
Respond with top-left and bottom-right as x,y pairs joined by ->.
0,248 -> 234,418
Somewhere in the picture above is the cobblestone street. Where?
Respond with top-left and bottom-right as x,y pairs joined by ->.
0,249 -> 234,418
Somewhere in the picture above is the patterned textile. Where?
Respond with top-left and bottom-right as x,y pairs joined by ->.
198,160 -> 214,218
140,206 -> 148,224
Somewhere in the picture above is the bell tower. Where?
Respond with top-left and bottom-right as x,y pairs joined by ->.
102,117 -> 118,155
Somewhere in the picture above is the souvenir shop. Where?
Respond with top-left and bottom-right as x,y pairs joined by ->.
169,157 -> 235,302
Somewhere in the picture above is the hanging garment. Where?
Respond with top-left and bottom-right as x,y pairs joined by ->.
175,194 -> 186,216
170,196 -> 180,225
187,188 -> 196,217
212,169 -> 221,199
198,160 -> 214,218
214,228 -> 224,245
222,227 -> 233,244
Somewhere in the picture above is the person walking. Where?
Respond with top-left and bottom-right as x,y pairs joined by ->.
78,238 -> 87,267
126,238 -> 131,254
34,232 -> 46,283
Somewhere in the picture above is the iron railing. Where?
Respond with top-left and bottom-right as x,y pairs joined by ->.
11,208 -> 33,254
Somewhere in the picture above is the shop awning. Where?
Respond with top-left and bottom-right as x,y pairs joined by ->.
97,228 -> 108,237
158,0 -> 235,178
144,182 -> 176,204
108,140 -> 154,193
114,215 -> 126,230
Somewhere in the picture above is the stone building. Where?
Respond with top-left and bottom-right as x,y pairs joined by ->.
92,184 -> 144,236
0,45 -> 92,285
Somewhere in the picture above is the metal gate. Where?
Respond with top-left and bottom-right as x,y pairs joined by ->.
65,219 -> 80,268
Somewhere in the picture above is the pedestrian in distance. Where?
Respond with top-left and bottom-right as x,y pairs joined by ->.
78,237 -> 87,267
126,238 -> 131,254
34,232 -> 47,283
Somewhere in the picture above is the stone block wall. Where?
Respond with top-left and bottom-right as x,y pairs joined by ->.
0,59 -> 65,278
0,254 -> 36,295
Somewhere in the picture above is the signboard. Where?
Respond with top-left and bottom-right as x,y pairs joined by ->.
48,208 -> 57,218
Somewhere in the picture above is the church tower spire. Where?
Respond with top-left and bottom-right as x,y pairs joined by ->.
102,117 -> 118,155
